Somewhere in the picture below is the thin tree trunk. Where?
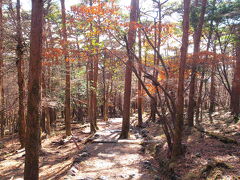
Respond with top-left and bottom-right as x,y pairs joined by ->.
88,56 -> 97,132
106,76 -> 113,118
103,83 -> 109,121
195,70 -> 205,124
16,0 -> 26,148
187,0 -> 207,127
119,0 -> 139,139
0,0 -> 4,138
197,7 -> 215,120
102,58 -> 106,119
208,0 -> 216,114
93,37 -> 99,129
137,28 -> 143,126
88,0 -> 97,133
149,20 -> 158,122
46,19 -> 53,94
209,46 -> 217,114
118,92 -> 123,115
113,90 -> 117,116
24,0 -> 43,179
86,61 -> 89,121
88,57 -> 97,132
41,0 -> 51,98
172,0 -> 191,159
61,0 -> 71,136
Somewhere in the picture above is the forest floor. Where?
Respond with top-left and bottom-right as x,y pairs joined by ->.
0,110 -> 240,180
143,110 -> 240,180
0,117 -> 155,180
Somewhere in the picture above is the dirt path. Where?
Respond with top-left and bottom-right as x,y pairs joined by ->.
62,118 -> 154,180
0,118 -> 155,180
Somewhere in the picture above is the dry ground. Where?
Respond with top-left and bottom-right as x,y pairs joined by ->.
0,119 -> 89,179
143,110 -> 240,179
1,111 -> 240,180
62,118 -> 154,180
0,118 -> 154,180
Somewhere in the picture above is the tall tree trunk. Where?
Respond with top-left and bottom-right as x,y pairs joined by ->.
46,18 -> 53,95
86,61 -> 89,120
231,29 -> 240,116
172,0 -> 191,159
149,20 -> 158,122
209,45 -> 217,114
187,0 -> 207,127
88,0 -> 97,133
92,36 -> 99,129
197,4 -> 215,120
102,62 -> 112,122
61,0 -> 71,136
137,28 -> 143,126
118,92 -> 123,115
209,67 -> 216,112
41,0 -> 51,98
103,83 -> 109,121
119,0 -> 139,139
102,58 -> 106,120
24,0 -> 43,179
16,0 -> 26,148
112,90 -> 117,116
88,56 -> 97,132
0,0 -> 4,138
195,70 -> 205,124
104,82 -> 108,121
208,0 -> 216,114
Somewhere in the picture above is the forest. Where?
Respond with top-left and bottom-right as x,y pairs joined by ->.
0,0 -> 239,179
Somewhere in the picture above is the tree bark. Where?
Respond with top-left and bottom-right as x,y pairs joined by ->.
88,56 -> 97,132
24,0 -> 43,179
197,5 -> 215,120
208,0 -> 216,114
102,58 -> 107,120
16,0 -> 26,148
93,37 -> 99,129
137,28 -> 143,126
0,0 -> 4,138
187,0 -> 207,127
87,0 -> 97,133
61,0 -> 71,136
172,0 -> 191,159
119,0 -> 139,139
209,45 -> 217,114
195,70 -> 205,124
149,20 -> 158,122
231,29 -> 240,116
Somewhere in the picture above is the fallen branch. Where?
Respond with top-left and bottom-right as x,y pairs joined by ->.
82,133 -> 96,144
59,124 -> 89,131
69,133 -> 96,151
194,126 -> 238,145
71,137 -> 81,150
92,139 -> 163,144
